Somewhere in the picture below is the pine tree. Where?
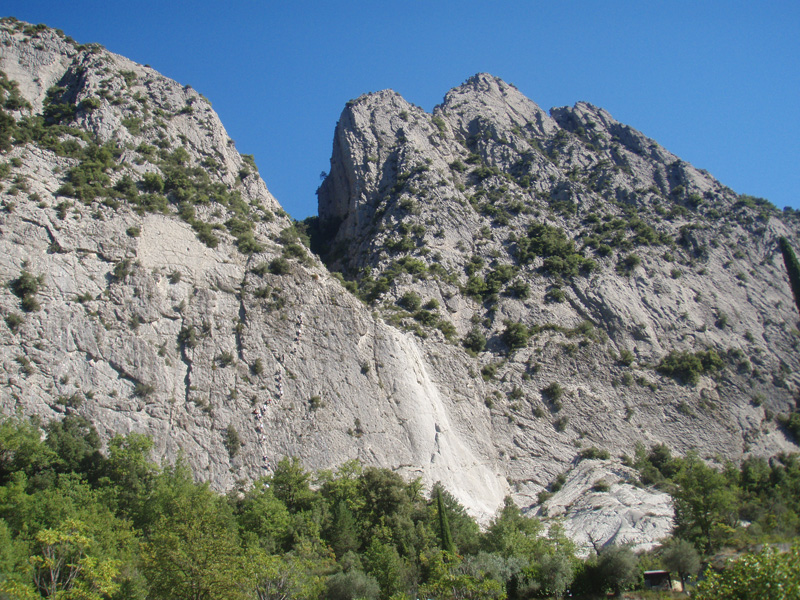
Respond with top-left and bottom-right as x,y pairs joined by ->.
779,237 -> 800,318
436,488 -> 455,553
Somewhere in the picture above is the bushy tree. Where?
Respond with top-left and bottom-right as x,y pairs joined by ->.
483,497 -> 543,557
268,257 -> 291,275
270,456 -> 317,513
0,416 -> 57,485
534,523 -> 577,598
419,550 -> 505,600
463,327 -> 487,353
99,433 -> 157,526
660,538 -> 700,591
656,349 -> 724,385
462,551 -> 525,592
328,499 -> 359,557
736,453 -> 800,539
1,518 -> 120,600
357,467 -> 421,552
0,519 -> 28,592
693,542 -> 800,600
501,321 -> 529,353
142,476 -> 247,600
673,454 -> 738,553
596,544 -> 638,597
482,498 -> 577,598
363,537 -> 408,598
326,569 -> 380,600
538,550 -> 574,599
141,171 -> 164,193
397,291 -> 422,312
44,415 -> 103,477
246,547 -> 328,600
233,478 -> 292,552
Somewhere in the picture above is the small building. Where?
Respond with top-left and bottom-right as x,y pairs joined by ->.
643,570 -> 681,592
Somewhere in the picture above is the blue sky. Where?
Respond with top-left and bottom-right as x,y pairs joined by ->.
5,1 -> 800,219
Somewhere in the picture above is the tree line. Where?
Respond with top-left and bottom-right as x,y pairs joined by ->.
0,414 -> 798,599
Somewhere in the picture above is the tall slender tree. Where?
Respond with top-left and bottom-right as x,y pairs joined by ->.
436,488 -> 456,553
778,237 -> 800,318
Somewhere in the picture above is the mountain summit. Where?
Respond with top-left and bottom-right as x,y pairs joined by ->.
1,22 -> 798,551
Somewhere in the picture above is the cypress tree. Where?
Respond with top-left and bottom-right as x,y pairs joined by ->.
436,488 -> 455,553
778,237 -> 800,318
331,499 -> 359,557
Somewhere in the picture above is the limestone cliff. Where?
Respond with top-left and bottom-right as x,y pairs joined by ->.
2,22 -> 798,552
0,20 -> 508,524
315,73 -> 800,542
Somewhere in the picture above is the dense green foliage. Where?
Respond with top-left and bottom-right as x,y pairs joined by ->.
655,349 -> 723,385
626,444 -> 800,595
0,416 -> 535,599
8,415 -> 765,600
634,443 -> 800,551
5,418 -> 791,599
693,542 -> 800,600
778,236 -> 800,319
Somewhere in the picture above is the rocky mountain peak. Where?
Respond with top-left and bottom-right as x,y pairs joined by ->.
318,88 -> 422,232
0,25 -> 77,112
0,23 -> 511,524
551,101 -> 679,171
437,73 -> 557,141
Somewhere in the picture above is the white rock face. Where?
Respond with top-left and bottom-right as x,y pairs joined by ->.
376,328 -> 508,518
316,72 -> 800,531
537,459 -> 674,555
0,23 -> 510,520
2,24 -> 799,546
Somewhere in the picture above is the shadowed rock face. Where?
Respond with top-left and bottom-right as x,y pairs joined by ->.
2,22 -> 799,549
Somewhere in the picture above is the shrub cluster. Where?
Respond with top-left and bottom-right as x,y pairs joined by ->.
656,349 -> 723,385
513,223 -> 596,277
462,263 -> 517,303
9,270 -> 41,312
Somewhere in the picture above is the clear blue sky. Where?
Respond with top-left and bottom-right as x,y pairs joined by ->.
5,1 -> 800,219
